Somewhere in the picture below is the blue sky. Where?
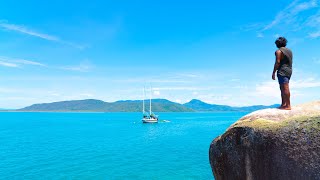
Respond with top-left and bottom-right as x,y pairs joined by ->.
1,0 -> 320,108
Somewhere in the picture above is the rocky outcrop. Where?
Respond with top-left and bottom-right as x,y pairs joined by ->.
209,101 -> 320,180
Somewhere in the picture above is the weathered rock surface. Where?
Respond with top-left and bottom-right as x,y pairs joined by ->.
209,101 -> 320,180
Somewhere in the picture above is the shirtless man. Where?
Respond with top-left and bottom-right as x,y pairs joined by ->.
272,37 -> 293,110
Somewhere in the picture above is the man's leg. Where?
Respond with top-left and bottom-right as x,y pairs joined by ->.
279,84 -> 286,108
282,83 -> 291,110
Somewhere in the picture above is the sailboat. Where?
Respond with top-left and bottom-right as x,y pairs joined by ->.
142,86 -> 159,123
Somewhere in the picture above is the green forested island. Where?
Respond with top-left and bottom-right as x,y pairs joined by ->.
13,99 -> 279,112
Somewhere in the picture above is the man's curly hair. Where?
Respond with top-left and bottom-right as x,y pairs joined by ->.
275,37 -> 287,48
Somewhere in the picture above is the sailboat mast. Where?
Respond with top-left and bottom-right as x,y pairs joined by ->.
150,85 -> 152,115
143,87 -> 145,114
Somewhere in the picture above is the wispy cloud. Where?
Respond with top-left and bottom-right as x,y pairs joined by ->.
262,0 -> 298,31
61,65 -> 91,72
111,78 -> 191,83
79,93 -> 94,98
61,61 -> 93,72
0,21 -> 84,49
153,86 -> 219,91
153,87 -> 200,91
0,22 -> 59,41
255,81 -> 280,98
252,75 -> 320,101
291,78 -> 320,88
245,0 -> 320,38
0,61 -> 19,68
175,73 -> 201,78
153,90 -> 160,96
0,56 -> 46,68
240,23 -> 265,31
14,59 -> 46,66
263,0 -> 318,31
230,78 -> 241,82
292,0 -> 318,12
306,10 -> 320,26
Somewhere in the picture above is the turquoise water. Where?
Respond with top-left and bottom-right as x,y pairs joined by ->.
0,112 -> 249,179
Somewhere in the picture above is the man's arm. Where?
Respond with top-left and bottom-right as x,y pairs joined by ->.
272,50 -> 282,80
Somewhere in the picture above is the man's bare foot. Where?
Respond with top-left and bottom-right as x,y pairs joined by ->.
279,106 -> 291,110
278,104 -> 286,109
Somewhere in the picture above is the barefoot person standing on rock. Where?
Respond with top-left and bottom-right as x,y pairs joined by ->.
272,37 -> 293,110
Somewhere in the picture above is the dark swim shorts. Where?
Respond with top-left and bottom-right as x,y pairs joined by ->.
277,74 -> 290,84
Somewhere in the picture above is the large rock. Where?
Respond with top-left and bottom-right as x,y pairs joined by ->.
209,101 -> 320,180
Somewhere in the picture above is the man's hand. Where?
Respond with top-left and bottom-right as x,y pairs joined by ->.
272,73 -> 276,80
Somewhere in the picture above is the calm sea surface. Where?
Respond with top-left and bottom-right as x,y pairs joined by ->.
0,112 -> 249,180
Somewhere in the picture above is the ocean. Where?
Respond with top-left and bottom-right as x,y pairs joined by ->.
0,112 -> 249,179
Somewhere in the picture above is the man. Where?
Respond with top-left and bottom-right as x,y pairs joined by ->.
272,37 -> 293,110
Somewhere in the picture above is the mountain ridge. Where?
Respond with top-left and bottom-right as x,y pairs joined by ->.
14,99 -> 279,112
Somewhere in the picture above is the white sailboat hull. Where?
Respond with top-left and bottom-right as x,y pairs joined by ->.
142,118 -> 158,123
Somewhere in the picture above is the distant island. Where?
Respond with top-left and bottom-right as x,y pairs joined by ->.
2,99 -> 280,112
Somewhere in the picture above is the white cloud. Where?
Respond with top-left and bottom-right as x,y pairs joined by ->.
0,22 -> 59,41
245,0 -> 320,39
253,76 -> 320,97
61,61 -> 93,72
153,90 -> 160,96
79,93 -> 94,98
153,86 -> 216,91
263,0 -> 318,31
306,10 -> 320,26
232,85 -> 248,89
153,87 -> 197,91
0,56 -> 45,68
255,81 -> 280,98
187,93 -> 233,105
262,0 -> 298,30
14,59 -> 46,66
150,79 -> 191,83
243,74 -> 320,106
113,78 -> 191,83
292,0 -> 318,13
175,73 -> 200,78
0,61 -> 19,67
0,87 -> 21,93
175,99 -> 182,103
241,23 -> 265,31
230,78 -> 241,82
62,65 -> 91,72
0,21 -> 84,49
304,9 -> 320,38
291,78 -> 320,88
51,93 -> 61,97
